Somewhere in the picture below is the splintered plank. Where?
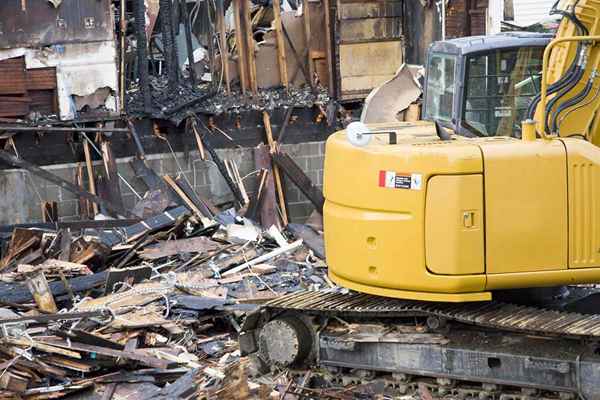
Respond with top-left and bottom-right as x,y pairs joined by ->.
254,145 -> 278,228
98,206 -> 190,247
272,151 -> 324,214
100,136 -> 124,210
35,339 -> 171,369
83,138 -> 99,215
0,270 -> 108,304
263,112 -> 288,225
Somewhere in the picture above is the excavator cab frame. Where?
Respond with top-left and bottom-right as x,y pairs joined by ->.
423,32 -> 553,138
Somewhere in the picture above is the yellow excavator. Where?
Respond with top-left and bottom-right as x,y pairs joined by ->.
241,1 -> 600,397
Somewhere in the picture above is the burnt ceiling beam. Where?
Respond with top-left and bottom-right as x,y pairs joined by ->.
0,126 -> 130,133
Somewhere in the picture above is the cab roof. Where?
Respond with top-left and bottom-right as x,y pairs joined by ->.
429,32 -> 553,56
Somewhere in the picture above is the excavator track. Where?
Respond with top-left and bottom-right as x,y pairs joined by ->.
262,289 -> 600,340
240,289 -> 600,398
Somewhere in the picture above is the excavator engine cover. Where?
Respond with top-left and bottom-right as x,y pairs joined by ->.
323,124 -> 600,302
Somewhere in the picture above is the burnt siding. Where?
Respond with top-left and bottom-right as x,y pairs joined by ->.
0,0 -> 113,49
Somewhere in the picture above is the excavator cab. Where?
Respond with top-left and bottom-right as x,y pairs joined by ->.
423,32 -> 552,138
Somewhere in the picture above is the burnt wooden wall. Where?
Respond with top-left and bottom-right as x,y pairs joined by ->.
2,108 -> 334,169
0,57 -> 58,118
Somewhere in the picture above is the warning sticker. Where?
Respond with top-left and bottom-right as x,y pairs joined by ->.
378,171 -> 422,190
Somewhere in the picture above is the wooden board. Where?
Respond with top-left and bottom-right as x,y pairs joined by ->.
339,40 -> 404,100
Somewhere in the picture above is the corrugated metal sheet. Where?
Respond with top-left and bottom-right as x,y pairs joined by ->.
0,57 -> 26,95
27,68 -> 57,91
513,0 -> 555,26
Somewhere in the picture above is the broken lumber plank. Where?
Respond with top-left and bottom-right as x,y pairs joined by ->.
98,206 -> 189,247
77,164 -> 91,219
245,168 -> 268,221
5,338 -> 81,359
59,229 -> 72,261
163,175 -> 206,220
0,150 -> 137,219
287,223 -> 325,260
254,145 -> 278,228
100,136 -> 124,211
263,111 -> 288,225
0,270 -> 108,304
37,340 -> 171,369
25,269 -> 58,313
83,137 -> 99,215
131,157 -> 180,205
174,176 -> 219,217
272,151 -> 324,214
201,134 -> 244,205
222,240 -> 303,276
139,237 -> 221,260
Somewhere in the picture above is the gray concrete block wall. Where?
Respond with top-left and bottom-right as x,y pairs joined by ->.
0,141 -> 326,225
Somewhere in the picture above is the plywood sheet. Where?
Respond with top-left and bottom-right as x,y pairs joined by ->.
339,40 -> 403,99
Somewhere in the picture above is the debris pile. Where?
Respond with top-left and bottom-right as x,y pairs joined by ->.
0,130 -> 329,398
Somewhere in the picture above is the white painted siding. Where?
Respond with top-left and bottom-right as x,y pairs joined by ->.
512,0 -> 556,26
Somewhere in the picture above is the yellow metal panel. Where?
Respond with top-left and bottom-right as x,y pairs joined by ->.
330,270 -> 492,303
324,130 -> 486,298
324,130 -> 483,213
426,175 -> 484,275
487,266 -> 600,290
561,138 -> 600,269
480,140 -> 568,275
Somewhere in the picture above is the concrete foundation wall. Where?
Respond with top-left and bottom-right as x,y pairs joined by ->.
0,141 -> 326,225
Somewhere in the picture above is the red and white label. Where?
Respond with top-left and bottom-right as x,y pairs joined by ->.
378,171 -> 422,190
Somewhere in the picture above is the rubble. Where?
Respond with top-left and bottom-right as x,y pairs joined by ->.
127,81 -> 330,124
0,139 -> 335,399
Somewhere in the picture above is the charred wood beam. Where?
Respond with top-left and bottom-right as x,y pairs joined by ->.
180,0 -> 197,86
0,126 -> 129,133
200,130 -> 245,205
272,151 -> 324,214
277,106 -> 294,143
0,150 -> 139,219
0,271 -> 108,304
0,219 -> 140,233
133,0 -> 153,113
160,0 -> 180,90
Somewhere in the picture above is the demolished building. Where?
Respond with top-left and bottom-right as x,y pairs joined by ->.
0,0 -> 445,226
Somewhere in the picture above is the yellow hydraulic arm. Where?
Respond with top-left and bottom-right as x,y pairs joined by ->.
535,0 -> 600,143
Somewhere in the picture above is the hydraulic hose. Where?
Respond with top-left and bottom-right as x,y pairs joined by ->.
552,71 -> 594,132
544,44 -> 589,133
527,0 -> 587,120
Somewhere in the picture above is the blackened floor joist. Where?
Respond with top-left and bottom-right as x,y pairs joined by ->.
272,151 -> 324,214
